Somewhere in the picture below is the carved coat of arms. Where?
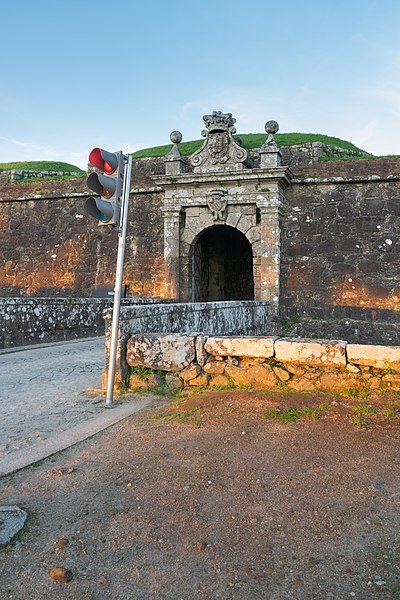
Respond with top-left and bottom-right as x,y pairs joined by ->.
191,111 -> 248,173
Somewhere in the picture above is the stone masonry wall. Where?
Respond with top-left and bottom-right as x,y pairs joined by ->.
281,159 -> 400,335
123,333 -> 400,394
0,155 -> 399,346
0,177 -> 167,298
0,297 -> 173,349
103,300 -> 272,385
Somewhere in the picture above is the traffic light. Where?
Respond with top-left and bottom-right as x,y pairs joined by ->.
85,148 -> 125,227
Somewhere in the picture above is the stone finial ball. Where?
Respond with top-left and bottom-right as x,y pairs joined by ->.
170,131 -> 183,144
264,120 -> 279,135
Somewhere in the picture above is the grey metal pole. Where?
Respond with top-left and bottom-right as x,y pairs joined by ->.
105,154 -> 132,407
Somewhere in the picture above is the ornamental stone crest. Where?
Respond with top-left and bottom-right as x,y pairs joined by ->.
207,188 -> 229,221
191,111 -> 248,173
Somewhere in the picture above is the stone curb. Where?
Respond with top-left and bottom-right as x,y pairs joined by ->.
0,336 -> 104,356
0,398 -> 151,477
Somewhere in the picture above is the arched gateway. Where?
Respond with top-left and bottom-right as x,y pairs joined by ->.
154,112 -> 292,313
190,225 -> 254,302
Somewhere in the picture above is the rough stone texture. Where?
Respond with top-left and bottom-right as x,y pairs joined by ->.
0,506 -> 28,545
189,373 -> 210,387
347,344 -> 400,371
225,363 -> 278,388
274,338 -> 347,367
209,374 -> 231,387
204,336 -> 276,358
203,360 -> 226,375
106,301 -> 272,382
318,371 -> 361,392
273,366 -> 290,381
180,364 -> 202,382
128,374 -> 148,390
382,373 -> 400,390
0,178 -> 166,299
0,297 -> 168,350
165,373 -> 182,390
281,169 -> 400,338
126,334 -> 195,372
195,335 -> 208,366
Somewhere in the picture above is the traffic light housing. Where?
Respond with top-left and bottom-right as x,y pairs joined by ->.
85,148 -> 125,227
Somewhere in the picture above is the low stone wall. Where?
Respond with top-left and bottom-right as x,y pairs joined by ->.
103,301 -> 272,383
123,334 -> 400,393
0,297 -> 173,349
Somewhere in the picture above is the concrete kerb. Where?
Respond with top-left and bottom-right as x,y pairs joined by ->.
0,396 -> 152,477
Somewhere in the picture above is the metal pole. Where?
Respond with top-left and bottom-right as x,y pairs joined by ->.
105,154 -> 132,407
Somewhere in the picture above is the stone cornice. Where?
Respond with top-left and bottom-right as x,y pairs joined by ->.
153,166 -> 293,189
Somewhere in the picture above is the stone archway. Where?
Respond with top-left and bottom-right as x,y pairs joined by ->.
190,225 -> 254,302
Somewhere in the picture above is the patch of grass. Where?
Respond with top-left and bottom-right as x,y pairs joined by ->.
390,583 -> 400,595
262,407 -> 304,423
0,161 -> 84,173
263,402 -> 331,424
31,460 -> 44,468
353,414 -> 369,428
342,383 -> 371,400
131,132 -> 369,159
354,403 -> 378,415
382,407 -> 398,421
14,174 -> 85,183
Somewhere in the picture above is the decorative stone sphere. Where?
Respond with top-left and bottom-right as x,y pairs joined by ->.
264,120 -> 279,135
170,130 -> 182,144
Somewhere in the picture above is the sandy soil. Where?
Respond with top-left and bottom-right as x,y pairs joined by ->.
0,389 -> 399,599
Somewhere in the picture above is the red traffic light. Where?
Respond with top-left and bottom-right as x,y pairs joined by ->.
89,147 -> 119,174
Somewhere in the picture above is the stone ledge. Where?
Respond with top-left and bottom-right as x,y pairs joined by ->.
347,344 -> 400,371
274,338 -> 347,367
205,336 -> 276,358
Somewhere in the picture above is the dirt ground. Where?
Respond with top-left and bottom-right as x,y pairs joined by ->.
0,388 -> 399,600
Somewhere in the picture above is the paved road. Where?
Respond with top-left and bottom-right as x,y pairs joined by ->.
0,337 -> 106,460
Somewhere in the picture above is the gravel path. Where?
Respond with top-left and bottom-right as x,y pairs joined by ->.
0,338 -> 105,458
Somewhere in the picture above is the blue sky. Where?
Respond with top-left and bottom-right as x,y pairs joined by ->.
1,0 -> 400,169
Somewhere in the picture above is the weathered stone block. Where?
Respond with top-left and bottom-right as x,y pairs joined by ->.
189,373 -> 210,386
165,373 -> 182,391
274,339 -> 347,367
347,344 -> 400,371
129,374 -> 148,390
225,363 -> 278,389
181,364 -> 201,382
210,374 -> 231,387
382,373 -> 400,390
273,366 -> 290,381
127,334 -> 195,372
318,371 -> 360,392
205,336 -> 276,358
203,360 -> 226,375
195,335 -> 208,367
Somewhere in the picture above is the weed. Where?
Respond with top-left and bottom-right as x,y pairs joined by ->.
354,403 -> 378,415
210,383 -> 235,391
32,460 -> 44,468
303,402 -> 331,419
353,414 -> 369,428
390,583 -> 400,595
382,407 -> 399,421
276,380 -> 289,390
262,407 -> 304,423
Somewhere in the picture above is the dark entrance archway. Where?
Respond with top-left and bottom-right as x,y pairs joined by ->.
191,225 -> 254,301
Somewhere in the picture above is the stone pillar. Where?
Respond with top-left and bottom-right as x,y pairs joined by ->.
161,207 -> 183,299
256,193 -> 284,313
260,120 -> 282,168
164,131 -> 187,176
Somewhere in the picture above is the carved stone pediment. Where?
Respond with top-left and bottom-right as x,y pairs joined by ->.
191,111 -> 248,173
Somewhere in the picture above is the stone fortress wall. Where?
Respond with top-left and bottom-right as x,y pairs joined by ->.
0,118 -> 399,346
